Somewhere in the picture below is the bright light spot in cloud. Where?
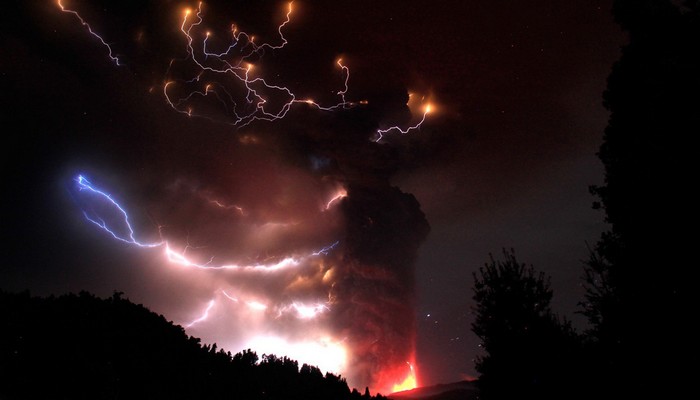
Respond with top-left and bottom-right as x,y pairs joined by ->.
246,335 -> 348,374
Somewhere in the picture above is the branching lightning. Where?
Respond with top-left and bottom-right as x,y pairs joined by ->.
163,2 -> 356,128
74,173 -> 341,361
56,0 -> 120,65
56,0 -> 432,138
73,174 -> 338,271
57,1 -> 433,391
75,175 -> 340,328
311,241 -> 339,256
75,175 -> 162,248
375,103 -> 432,142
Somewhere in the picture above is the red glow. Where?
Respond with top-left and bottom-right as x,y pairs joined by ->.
376,360 -> 419,395
391,362 -> 418,393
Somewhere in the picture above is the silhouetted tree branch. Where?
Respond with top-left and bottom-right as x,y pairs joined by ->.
584,0 -> 698,396
472,250 -> 584,400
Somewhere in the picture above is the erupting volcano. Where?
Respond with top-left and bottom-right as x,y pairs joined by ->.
58,0 -> 431,392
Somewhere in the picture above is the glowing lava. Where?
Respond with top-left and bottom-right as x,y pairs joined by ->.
373,361 -> 418,395
58,1 -> 433,392
391,362 -> 418,393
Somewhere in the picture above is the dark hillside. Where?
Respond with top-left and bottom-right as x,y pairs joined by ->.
0,290 -> 384,400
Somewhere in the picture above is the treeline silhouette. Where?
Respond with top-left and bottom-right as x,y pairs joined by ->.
472,250 -> 588,400
471,1 -> 698,399
0,290 -> 386,400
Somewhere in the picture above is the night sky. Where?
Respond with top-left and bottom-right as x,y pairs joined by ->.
1,0 -> 624,390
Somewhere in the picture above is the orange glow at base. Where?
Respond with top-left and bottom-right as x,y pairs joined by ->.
391,362 -> 418,393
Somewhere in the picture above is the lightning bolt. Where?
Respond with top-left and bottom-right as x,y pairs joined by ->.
375,103 -> 432,142
57,1 -> 433,137
56,0 -> 120,65
164,2 -> 355,128
186,299 -> 216,328
73,174 -> 338,271
311,241 -> 340,256
74,175 -> 340,334
74,175 -> 161,248
56,2 -> 436,387
187,290 -> 330,333
324,189 -> 348,210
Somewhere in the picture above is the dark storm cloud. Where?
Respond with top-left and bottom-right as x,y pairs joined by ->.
2,0 -> 623,388
1,0 -> 436,391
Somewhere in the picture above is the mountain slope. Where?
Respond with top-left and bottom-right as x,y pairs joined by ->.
0,290 -> 382,400
389,380 -> 478,400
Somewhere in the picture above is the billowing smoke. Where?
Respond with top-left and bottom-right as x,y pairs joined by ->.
58,0 -> 431,392
335,183 -> 429,389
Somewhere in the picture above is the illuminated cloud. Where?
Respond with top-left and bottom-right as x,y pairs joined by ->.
59,1 -> 432,393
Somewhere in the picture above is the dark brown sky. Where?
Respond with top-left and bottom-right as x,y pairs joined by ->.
1,0 -> 624,387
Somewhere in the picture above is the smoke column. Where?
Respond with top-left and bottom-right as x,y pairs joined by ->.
57,0 -> 431,392
336,183 -> 429,390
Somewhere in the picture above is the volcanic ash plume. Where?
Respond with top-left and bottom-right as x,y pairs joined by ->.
57,0 -> 433,394
334,183 -> 429,391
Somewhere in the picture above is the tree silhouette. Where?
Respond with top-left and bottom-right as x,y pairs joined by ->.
0,290 -> 381,400
584,0 -> 698,396
472,250 -> 583,400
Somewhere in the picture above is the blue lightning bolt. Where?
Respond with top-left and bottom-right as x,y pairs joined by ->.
312,241 -> 340,256
74,175 -> 162,248
74,174 -> 339,266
